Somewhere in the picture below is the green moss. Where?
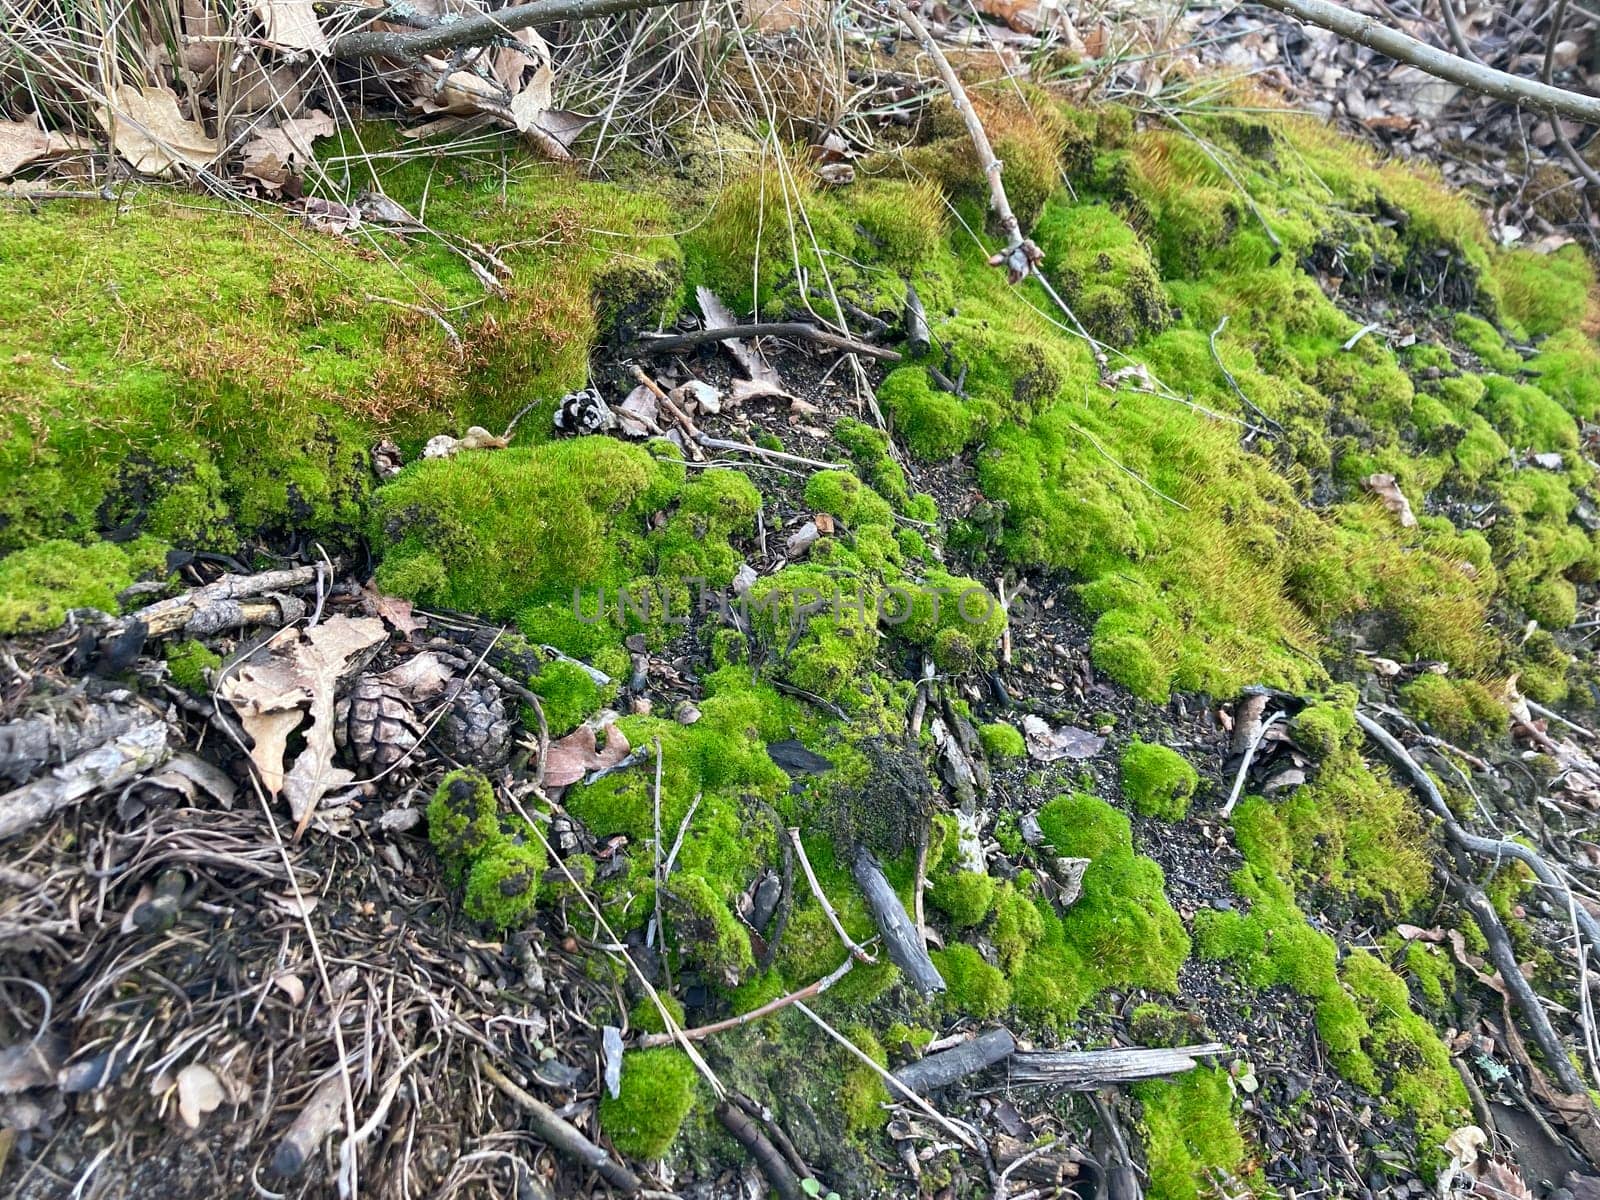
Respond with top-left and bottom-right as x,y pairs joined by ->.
1403,939 -> 1456,1008
600,1049 -> 697,1160
165,639 -> 221,691
1289,687 -> 1358,758
840,1024 -> 891,1134
1399,673 -> 1508,745
1492,244 -> 1593,339
630,994 -> 685,1035
991,880 -> 1045,972
880,369 -> 974,461
665,872 -> 755,984
1136,1067 -> 1249,1200
531,659 -> 606,735
463,839 -> 545,928
0,537 -> 168,634
1128,1002 -> 1206,1048
979,721 -> 1026,759
1033,199 -> 1171,347
933,943 -> 1011,1018
426,769 -> 503,881
1030,794 -> 1190,1011
1530,328 -> 1600,419
1452,314 -> 1523,373
1120,739 -> 1199,820
928,869 -> 997,928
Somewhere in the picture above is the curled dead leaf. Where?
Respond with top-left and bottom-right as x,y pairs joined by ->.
97,84 -> 217,178
542,722 -> 632,788
176,1062 -> 224,1129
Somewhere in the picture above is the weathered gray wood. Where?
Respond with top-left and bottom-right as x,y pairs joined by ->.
851,846 -> 945,995
1005,1043 -> 1227,1089
0,697 -> 147,786
0,717 -> 169,840
892,1028 -> 1015,1096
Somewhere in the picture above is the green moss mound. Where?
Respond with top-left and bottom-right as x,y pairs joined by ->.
464,839 -> 545,929
1120,739 -> 1199,820
1136,1067 -> 1250,1200
600,1049 -> 698,1159
0,537 -> 167,634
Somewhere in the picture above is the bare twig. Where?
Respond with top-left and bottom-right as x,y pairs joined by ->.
885,0 -> 1043,281
691,434 -> 848,472
1220,710 -> 1283,818
331,0 -> 683,59
479,1055 -> 643,1193
1209,316 -> 1284,433
637,954 -> 856,1048
1251,0 -> 1600,125
788,828 -> 878,964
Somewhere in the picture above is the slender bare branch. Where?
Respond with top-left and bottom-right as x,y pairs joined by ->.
1251,0 -> 1600,125
330,0 -> 684,59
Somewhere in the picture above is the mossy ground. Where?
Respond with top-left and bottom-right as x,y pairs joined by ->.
4,76 -> 1591,1191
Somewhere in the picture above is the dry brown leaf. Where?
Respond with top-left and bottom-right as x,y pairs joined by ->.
1020,714 -> 1105,762
1361,472 -> 1417,527
0,119 -> 90,179
240,111 -> 334,190
360,580 -> 424,638
97,84 -> 217,178
543,723 -> 632,788
252,0 -> 329,53
176,1063 -> 224,1129
281,617 -> 387,829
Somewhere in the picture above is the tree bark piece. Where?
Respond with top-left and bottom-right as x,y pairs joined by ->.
631,322 -> 900,362
0,715 -> 169,841
851,846 -> 945,995
1252,0 -> 1600,125
892,1028 -> 1016,1096
0,697 -> 148,787
271,1073 -> 346,1178
717,1099 -> 806,1200
479,1057 -> 642,1193
1003,1043 -> 1226,1089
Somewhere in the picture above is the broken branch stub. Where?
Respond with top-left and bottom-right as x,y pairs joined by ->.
851,846 -> 945,994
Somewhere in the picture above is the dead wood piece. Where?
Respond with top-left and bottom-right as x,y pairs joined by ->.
692,434 -> 847,472
994,1135 -> 1081,1187
0,714 -> 169,841
732,1093 -> 812,1182
1004,1043 -> 1226,1090
632,322 -> 900,362
479,1056 -> 642,1193
125,564 -> 319,638
905,284 -> 931,356
717,1098 -> 806,1200
0,697 -> 147,787
852,846 -> 945,995
271,1072 -> 346,1178
892,1027 -> 1015,1096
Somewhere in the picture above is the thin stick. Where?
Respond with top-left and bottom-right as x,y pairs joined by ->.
885,0 -> 1042,281
993,1138 -> 1058,1200
691,434 -> 848,472
661,791 -> 702,879
478,1056 -> 643,1193
1220,711 -> 1283,818
632,322 -> 900,362
637,955 -> 856,1048
1251,0 -> 1600,125
792,1001 -> 979,1151
649,737 -> 664,959
632,365 -> 704,460
787,828 -> 877,964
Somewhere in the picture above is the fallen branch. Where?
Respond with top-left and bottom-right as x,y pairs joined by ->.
632,323 -> 900,362
1355,711 -> 1600,971
0,714 -> 169,841
717,1099 -> 805,1200
1251,0 -> 1600,125
885,0 -> 1043,281
479,1055 -> 642,1193
121,563 -> 320,638
1003,1043 -> 1227,1089
852,846 -> 946,995
0,697 -> 151,788
332,0 -> 679,59
892,1027 -> 1016,1096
